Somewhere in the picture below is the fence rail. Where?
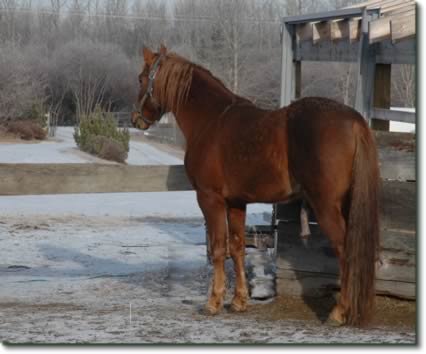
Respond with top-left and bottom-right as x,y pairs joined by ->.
373,108 -> 416,123
0,164 -> 191,196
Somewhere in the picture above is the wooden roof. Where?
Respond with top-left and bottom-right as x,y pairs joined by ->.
294,0 -> 415,45
347,0 -> 415,43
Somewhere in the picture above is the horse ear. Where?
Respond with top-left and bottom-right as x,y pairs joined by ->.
159,43 -> 167,56
142,46 -> 155,65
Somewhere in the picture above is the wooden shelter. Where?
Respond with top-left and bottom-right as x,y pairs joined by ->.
280,0 -> 416,129
275,0 -> 416,300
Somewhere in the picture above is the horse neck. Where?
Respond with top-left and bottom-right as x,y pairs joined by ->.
172,69 -> 238,144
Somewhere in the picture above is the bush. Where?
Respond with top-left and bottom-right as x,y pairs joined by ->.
96,136 -> 128,163
6,120 -> 47,140
21,103 -> 48,128
74,106 -> 129,163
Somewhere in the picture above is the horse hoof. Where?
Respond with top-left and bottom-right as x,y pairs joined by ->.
326,316 -> 345,327
326,310 -> 346,327
203,304 -> 221,316
229,299 -> 248,313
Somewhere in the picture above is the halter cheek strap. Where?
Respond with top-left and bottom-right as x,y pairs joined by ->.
138,55 -> 163,125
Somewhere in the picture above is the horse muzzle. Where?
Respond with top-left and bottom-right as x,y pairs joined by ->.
130,111 -> 149,130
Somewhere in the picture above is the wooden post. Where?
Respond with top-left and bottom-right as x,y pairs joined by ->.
371,63 -> 391,131
280,22 -> 296,107
295,60 -> 302,99
354,9 -> 378,121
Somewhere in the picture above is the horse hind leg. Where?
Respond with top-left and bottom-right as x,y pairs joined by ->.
311,201 -> 348,325
228,205 -> 248,312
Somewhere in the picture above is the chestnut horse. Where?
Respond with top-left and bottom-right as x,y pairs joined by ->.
131,45 -> 380,327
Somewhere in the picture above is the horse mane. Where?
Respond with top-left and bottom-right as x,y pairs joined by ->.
154,53 -> 241,114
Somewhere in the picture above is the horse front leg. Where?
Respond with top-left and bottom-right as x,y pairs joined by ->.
197,191 -> 227,315
228,205 -> 248,312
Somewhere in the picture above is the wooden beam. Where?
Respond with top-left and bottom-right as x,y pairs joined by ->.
355,9 -> 378,121
330,19 -> 349,41
295,37 -> 415,64
369,8 -> 416,44
283,7 -> 364,25
0,164 -> 193,196
373,108 -> 416,123
349,17 -> 362,43
345,0 -> 413,10
380,0 -> 414,12
295,22 -> 313,42
371,63 -> 391,130
382,2 -> 415,15
280,23 -> 296,107
391,11 -> 416,43
369,17 -> 391,43
295,61 -> 302,99
312,21 -> 330,44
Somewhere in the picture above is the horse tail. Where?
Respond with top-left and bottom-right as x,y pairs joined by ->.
344,124 -> 380,326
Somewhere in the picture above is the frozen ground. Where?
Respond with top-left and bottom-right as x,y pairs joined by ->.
0,129 -> 415,344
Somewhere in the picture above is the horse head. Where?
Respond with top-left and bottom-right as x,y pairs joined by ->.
131,45 -> 168,130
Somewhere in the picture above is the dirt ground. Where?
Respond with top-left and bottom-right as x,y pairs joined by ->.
0,215 -> 416,344
245,294 -> 416,330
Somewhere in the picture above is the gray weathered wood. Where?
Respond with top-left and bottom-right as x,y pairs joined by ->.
296,22 -> 313,42
391,10 -> 416,43
373,108 -> 416,123
294,38 -> 415,64
275,223 -> 415,299
280,23 -> 295,107
349,17 -> 362,43
369,17 -> 392,44
312,21 -> 330,44
276,270 -> 415,300
375,131 -> 416,183
276,180 -> 416,230
283,7 -> 364,25
330,19 -> 350,41
0,164 -> 193,195
354,8 -> 378,120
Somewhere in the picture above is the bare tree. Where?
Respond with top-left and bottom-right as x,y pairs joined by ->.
0,42 -> 48,121
392,64 -> 415,108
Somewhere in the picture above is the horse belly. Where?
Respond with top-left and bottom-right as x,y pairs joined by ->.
226,161 -> 294,204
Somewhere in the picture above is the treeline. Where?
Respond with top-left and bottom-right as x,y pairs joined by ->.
0,0 -> 414,125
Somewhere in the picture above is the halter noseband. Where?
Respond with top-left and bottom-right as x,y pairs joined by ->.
138,55 -> 163,125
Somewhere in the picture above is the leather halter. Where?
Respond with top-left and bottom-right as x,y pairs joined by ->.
138,55 -> 163,125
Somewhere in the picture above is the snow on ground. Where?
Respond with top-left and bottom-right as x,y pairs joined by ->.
0,211 -> 415,344
0,192 -> 270,226
0,127 -> 182,165
0,127 -> 415,344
